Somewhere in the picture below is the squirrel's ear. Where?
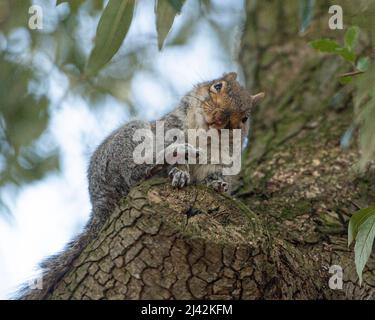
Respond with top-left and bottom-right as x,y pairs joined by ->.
223,72 -> 237,81
251,92 -> 265,107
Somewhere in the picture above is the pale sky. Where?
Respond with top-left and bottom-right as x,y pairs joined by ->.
0,0 -> 245,298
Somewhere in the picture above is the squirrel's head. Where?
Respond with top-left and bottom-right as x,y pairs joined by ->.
194,72 -> 265,130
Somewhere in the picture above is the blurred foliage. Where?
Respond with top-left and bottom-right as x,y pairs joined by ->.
310,21 -> 375,173
0,0 -> 57,215
1,1 -> 77,209
0,56 -> 57,185
299,0 -> 315,34
309,0 -> 375,284
0,0 -> 197,213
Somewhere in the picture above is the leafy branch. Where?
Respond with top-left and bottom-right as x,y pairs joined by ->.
311,26 -> 375,284
310,26 -> 370,84
57,0 -> 186,76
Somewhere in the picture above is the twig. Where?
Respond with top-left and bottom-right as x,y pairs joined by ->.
338,70 -> 365,78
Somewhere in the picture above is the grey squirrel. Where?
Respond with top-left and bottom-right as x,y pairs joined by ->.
19,72 -> 264,299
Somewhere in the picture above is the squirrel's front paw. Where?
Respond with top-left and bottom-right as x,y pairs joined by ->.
169,167 -> 190,188
207,180 -> 229,193
164,143 -> 201,164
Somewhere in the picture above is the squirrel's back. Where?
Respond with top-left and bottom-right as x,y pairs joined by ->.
88,120 -> 153,225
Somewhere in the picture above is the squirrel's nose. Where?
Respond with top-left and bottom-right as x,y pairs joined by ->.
219,110 -> 232,129
223,110 -> 231,118
215,110 -> 230,126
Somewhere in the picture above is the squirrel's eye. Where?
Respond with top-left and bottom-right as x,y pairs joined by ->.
242,117 -> 248,123
213,82 -> 223,92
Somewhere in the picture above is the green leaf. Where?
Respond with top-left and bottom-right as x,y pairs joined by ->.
344,26 -> 360,51
310,39 -> 340,52
357,56 -> 370,72
354,214 -> 375,284
85,0 -> 135,76
168,0 -> 185,12
339,75 -> 353,85
155,0 -> 185,50
299,0 -> 315,33
310,38 -> 356,62
335,47 -> 356,62
349,204 -> 375,246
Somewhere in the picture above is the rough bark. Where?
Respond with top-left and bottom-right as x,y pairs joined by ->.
37,1 -> 375,299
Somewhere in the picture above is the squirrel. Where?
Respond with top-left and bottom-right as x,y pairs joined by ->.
19,72 -> 264,299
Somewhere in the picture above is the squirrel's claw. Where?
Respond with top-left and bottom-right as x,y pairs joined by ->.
169,167 -> 190,188
208,180 -> 229,193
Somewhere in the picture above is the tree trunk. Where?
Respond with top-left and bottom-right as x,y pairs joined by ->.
36,1 -> 375,299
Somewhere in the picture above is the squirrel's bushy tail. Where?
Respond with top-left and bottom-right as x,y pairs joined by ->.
16,213 -> 102,300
